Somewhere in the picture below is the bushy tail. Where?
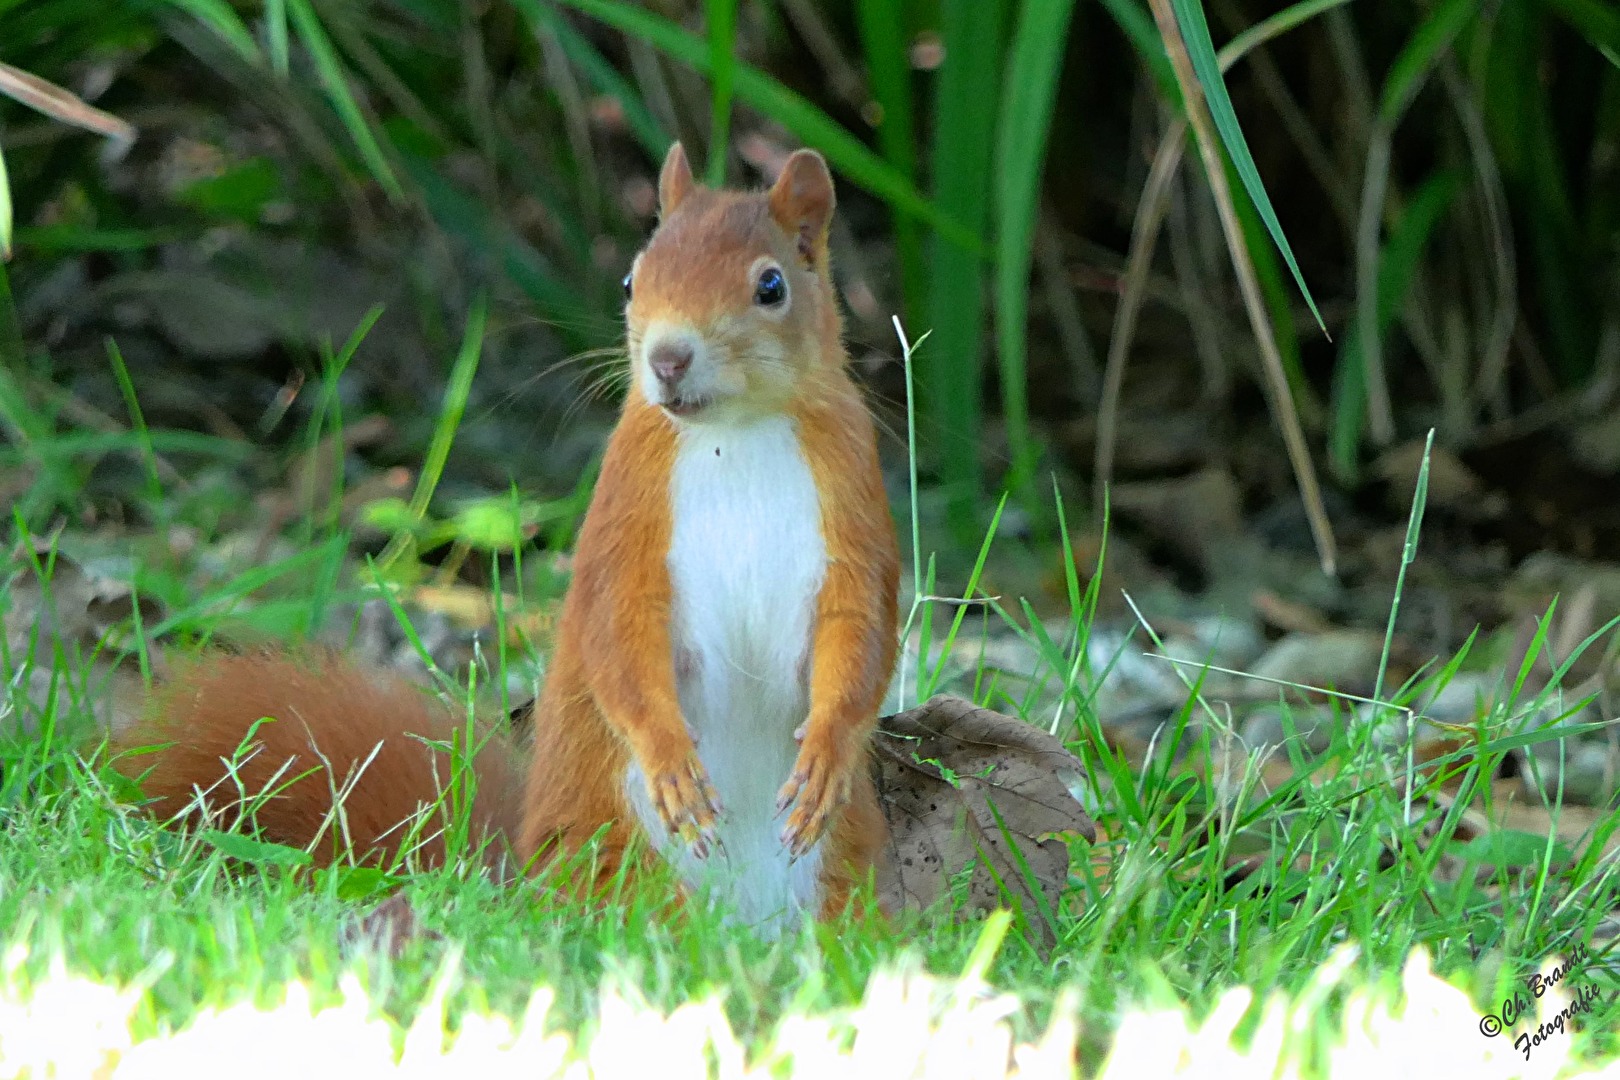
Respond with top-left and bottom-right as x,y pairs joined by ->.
116,650 -> 526,873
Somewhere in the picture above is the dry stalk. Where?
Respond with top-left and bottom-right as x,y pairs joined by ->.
1143,0 -> 1338,575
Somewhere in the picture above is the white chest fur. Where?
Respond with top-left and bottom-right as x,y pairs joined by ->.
624,415 -> 828,934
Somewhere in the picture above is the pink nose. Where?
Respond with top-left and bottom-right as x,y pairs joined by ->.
649,341 -> 693,386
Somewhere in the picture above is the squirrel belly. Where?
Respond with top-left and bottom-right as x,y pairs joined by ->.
629,412 -> 830,929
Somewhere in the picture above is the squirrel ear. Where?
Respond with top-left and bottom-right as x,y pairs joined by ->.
658,142 -> 695,218
768,149 -> 835,266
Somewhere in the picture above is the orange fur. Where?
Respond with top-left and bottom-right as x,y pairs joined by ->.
121,650 -> 524,871
120,143 -> 900,921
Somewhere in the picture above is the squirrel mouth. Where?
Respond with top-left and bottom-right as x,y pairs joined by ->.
660,395 -> 710,418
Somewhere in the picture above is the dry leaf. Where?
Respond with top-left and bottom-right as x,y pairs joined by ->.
872,695 -> 1095,941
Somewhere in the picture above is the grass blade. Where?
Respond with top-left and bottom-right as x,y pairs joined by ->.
1352,0 -> 1474,446
1332,169 -> 1462,478
1375,0 -> 1475,124
0,145 -> 9,261
1374,430 -> 1432,706
704,0 -> 738,185
1167,0 -> 1325,335
377,295 -> 488,576
553,0 -> 976,249
1097,0 -> 1348,509
1222,0 -> 1353,62
994,0 -> 1078,515
1095,0 -> 1179,104
1544,0 -> 1620,58
105,340 -> 162,511
1483,1 -> 1592,381
929,0 -> 1007,544
1148,0 -> 1337,574
266,0 -> 289,75
285,0 -> 404,204
855,0 -> 926,332
520,1 -> 670,158
158,0 -> 263,64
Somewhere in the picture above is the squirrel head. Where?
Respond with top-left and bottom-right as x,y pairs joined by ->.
623,142 -> 842,425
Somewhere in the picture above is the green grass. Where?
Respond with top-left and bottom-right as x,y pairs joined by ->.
3,1 -> 1620,1067
3,332 -> 1620,1071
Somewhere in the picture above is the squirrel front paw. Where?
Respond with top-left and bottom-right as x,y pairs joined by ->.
776,732 -> 856,860
643,749 -> 722,859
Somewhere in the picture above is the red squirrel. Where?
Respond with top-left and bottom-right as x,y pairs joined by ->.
121,143 -> 901,932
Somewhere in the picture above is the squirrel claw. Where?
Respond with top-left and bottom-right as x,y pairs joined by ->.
678,822 -> 710,860
775,769 -> 805,816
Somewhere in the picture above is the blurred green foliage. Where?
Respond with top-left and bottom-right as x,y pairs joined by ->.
0,0 -> 1615,545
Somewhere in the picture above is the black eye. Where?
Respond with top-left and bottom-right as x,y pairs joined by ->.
622,273 -> 633,301
754,266 -> 786,307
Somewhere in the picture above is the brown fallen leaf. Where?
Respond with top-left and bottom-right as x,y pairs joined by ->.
872,695 -> 1096,942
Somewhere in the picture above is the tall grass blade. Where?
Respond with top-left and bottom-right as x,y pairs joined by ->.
377,295 -> 487,576
1352,0 -> 1473,446
285,0 -> 404,203
1333,169 -> 1461,478
856,0 -> 926,331
1167,0 -> 1326,335
105,340 -> 162,511
1094,129 -> 1183,514
265,0 -> 289,75
158,0 -> 263,64
929,0 -> 1007,543
994,0 -> 1078,514
1095,0 -> 1179,104
1229,167 -> 1312,425
1375,0 -> 1474,124
0,146 -> 9,261
1374,430 -> 1432,707
1222,0 -> 1353,62
521,2 -> 669,158
1484,1 -> 1591,380
554,0 -> 975,249
1098,0 -> 1347,510
704,0 -> 738,185
1149,0 -> 1337,574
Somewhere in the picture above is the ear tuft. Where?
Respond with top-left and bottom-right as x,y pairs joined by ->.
768,149 -> 835,267
659,143 -> 695,218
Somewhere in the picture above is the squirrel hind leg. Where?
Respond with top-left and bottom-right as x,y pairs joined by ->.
815,768 -> 888,922
117,650 -> 525,871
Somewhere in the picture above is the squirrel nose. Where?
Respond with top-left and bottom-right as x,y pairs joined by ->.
649,341 -> 693,386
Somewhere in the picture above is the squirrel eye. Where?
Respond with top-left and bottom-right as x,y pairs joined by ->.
754,266 -> 787,307
622,273 -> 633,301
